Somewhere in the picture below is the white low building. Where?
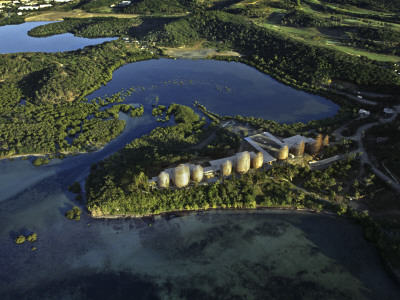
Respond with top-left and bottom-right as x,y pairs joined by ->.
359,109 -> 370,117
384,108 -> 395,115
18,5 -> 39,10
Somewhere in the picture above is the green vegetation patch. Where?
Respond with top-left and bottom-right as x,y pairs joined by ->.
65,206 -> 82,221
28,17 -> 142,38
14,232 -> 38,244
68,181 -> 82,194
123,0 -> 196,14
33,157 -> 50,166
15,235 -> 26,244
320,0 -> 400,13
280,8 -> 340,27
27,233 -> 38,242
0,15 -> 25,27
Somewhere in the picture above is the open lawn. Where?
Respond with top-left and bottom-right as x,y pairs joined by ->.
256,18 -> 400,62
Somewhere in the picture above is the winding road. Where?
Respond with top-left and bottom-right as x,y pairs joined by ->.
333,105 -> 400,194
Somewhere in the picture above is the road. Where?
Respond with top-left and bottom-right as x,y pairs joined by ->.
333,105 -> 400,193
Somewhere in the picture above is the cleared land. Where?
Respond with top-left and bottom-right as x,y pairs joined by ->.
24,10 -> 139,22
162,42 -> 241,59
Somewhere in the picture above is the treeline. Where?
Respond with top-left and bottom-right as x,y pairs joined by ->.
87,167 -> 332,217
28,17 -> 142,38
343,26 -> 400,56
77,0 -> 120,11
153,11 -> 399,92
280,9 -> 341,27
321,0 -> 400,13
0,39 -> 156,103
123,0 -> 199,14
0,15 -> 24,27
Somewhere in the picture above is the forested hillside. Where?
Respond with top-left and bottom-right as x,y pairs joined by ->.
154,11 -> 399,91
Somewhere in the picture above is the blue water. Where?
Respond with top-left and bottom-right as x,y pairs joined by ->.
0,22 -> 116,53
88,59 -> 340,123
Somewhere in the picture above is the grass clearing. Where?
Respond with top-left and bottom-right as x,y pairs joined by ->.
24,9 -> 139,22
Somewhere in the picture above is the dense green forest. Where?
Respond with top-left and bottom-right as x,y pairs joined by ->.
0,84 -> 144,158
0,15 -> 24,27
279,9 -> 339,27
122,0 -> 200,14
28,17 -> 142,38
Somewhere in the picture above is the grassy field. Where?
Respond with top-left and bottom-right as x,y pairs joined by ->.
24,9 -> 139,22
242,1 -> 400,63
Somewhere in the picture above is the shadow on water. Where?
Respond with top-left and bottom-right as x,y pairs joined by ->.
1,270 -> 160,300
57,201 -> 75,217
284,214 -> 400,299
8,228 -> 32,240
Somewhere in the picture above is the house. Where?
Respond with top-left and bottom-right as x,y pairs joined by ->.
383,107 -> 395,117
39,4 -> 52,8
118,1 -> 131,6
359,109 -> 370,117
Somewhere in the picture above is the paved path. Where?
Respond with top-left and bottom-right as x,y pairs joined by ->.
333,105 -> 400,194
325,88 -> 378,105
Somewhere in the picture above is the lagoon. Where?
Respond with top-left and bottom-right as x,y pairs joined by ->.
88,59 -> 340,123
0,22 -> 116,53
